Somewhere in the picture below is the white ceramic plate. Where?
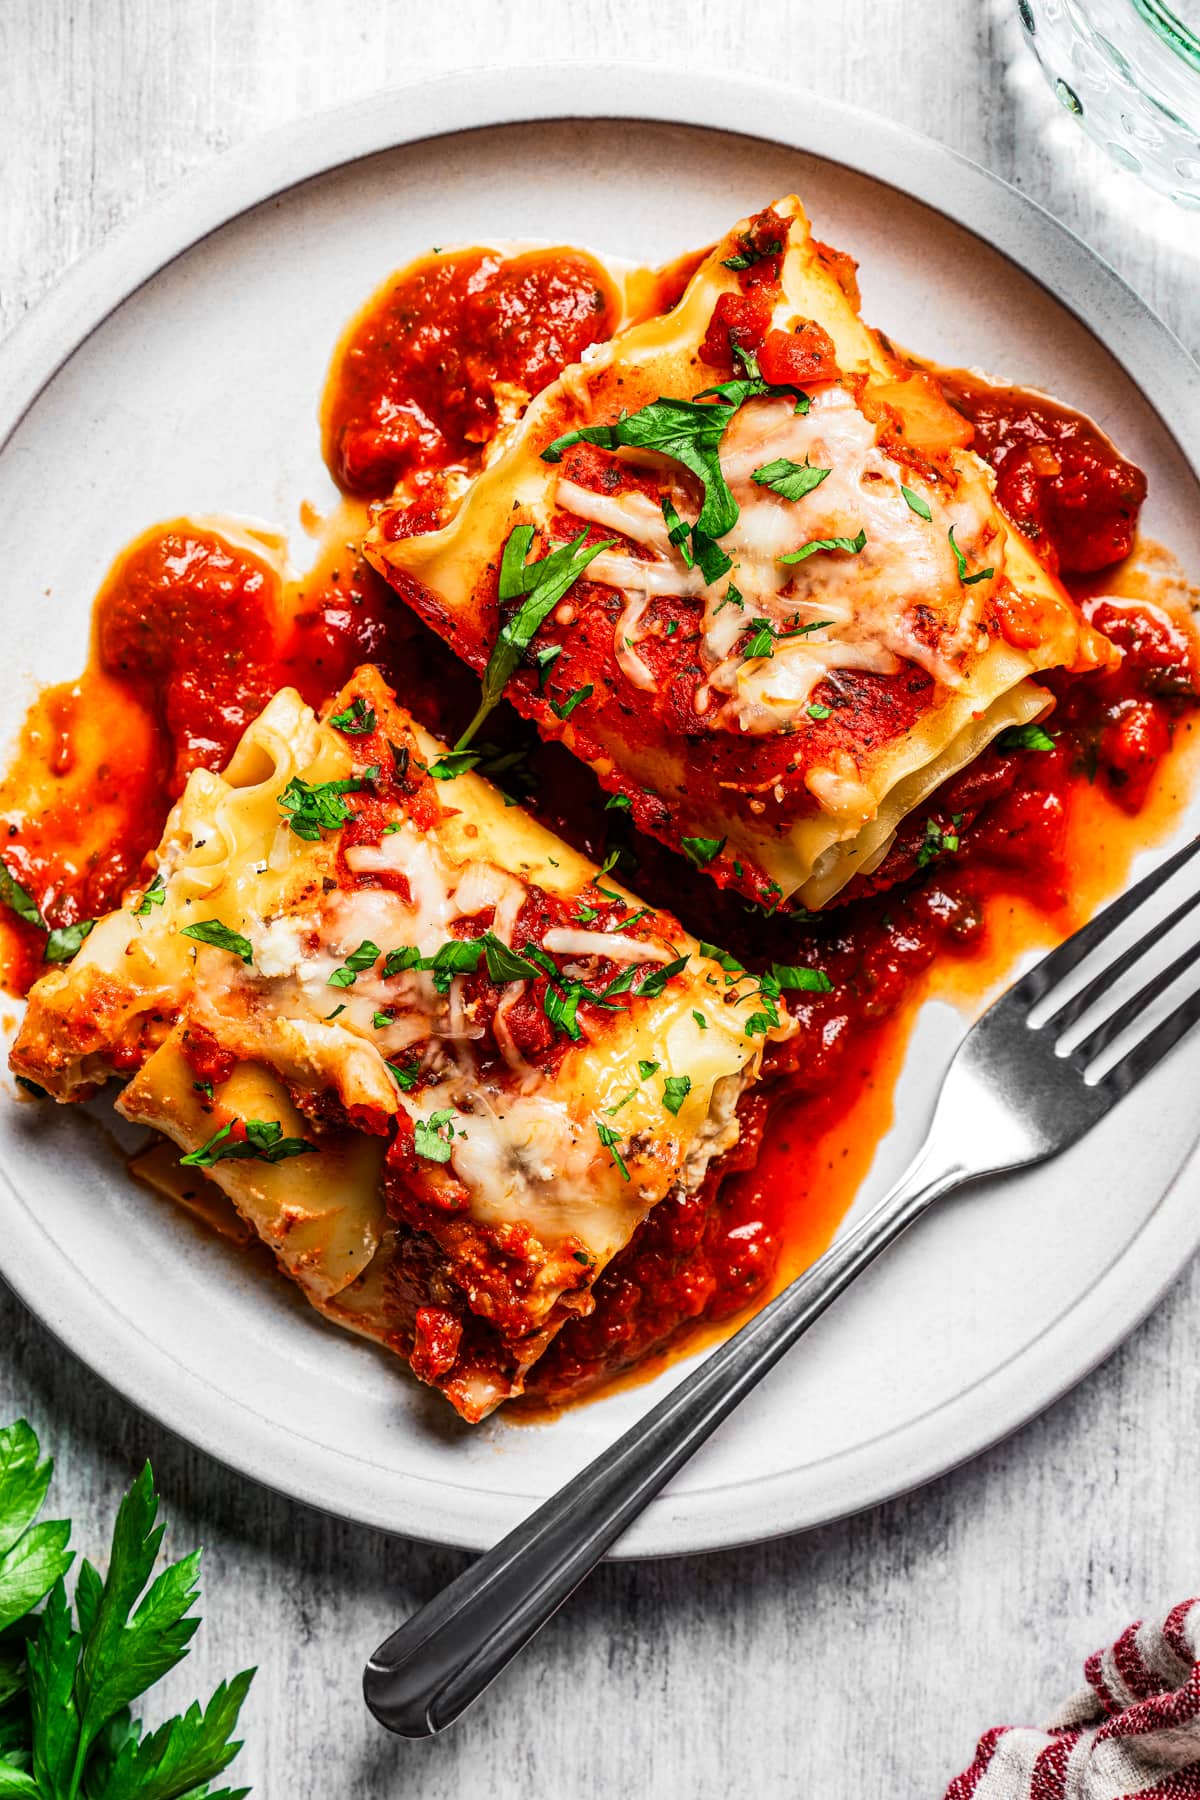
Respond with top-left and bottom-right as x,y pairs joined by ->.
2,67 -> 1199,1558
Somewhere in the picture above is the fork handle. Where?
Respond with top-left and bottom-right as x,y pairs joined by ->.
363,1142 -> 964,1738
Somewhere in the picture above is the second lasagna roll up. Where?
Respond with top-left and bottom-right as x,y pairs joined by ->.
12,665 -> 792,1420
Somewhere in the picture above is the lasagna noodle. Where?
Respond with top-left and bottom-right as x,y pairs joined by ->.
366,193 -> 1114,908
11,665 -> 789,1419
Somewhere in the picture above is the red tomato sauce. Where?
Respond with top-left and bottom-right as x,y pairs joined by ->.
323,247 -> 621,498
1,242 -> 1195,1413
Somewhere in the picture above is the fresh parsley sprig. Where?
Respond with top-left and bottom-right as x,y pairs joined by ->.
0,1417 -> 254,1800
276,774 -> 368,841
179,1118 -> 315,1168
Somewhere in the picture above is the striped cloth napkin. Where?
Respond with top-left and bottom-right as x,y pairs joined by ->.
945,1600 -> 1200,1797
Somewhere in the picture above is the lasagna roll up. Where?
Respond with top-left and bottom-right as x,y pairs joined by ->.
12,666 -> 792,1420
366,193 -> 1116,911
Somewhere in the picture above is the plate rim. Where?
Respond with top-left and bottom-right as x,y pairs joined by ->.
2,62 -> 1199,1558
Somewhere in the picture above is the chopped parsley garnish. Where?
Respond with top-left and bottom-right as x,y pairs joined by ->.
595,1121 -> 630,1181
744,619 -> 778,659
572,1249 -> 595,1266
681,835 -> 725,868
382,821 -> 404,835
390,740 -> 411,781
605,1088 -> 637,1116
327,938 -> 381,987
329,695 -> 376,735
419,939 -> 486,993
752,457 -> 831,502
699,940 -> 745,974
638,1058 -> 661,1079
180,1117 -> 315,1168
180,919 -> 253,963
533,642 -> 564,688
997,722 -> 1056,753
44,918 -> 94,963
372,1010 -> 393,1028
692,1008 -> 708,1029
665,620 -> 679,638
481,933 -> 545,984
573,903 -> 601,924
634,953 -> 690,998
456,526 -> 614,748
948,525 -> 994,586
193,1080 -> 214,1099
721,234 -> 783,271
428,749 -> 482,780
771,962 -> 833,993
549,683 -> 593,722
662,1073 -> 692,1115
661,495 -> 694,560
383,946 -> 424,978
413,1109 -> 457,1163
916,818 -> 961,869
900,484 -> 933,521
133,872 -> 166,915
807,702 -> 833,720
779,528 -> 868,565
691,529 -> 733,584
326,1003 -> 346,1020
605,792 -> 632,812
388,1056 -> 423,1092
544,400 -> 740,540
713,582 -> 745,615
277,774 -> 364,839
0,863 -> 46,930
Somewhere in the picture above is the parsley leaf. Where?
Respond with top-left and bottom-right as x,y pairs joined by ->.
277,774 -> 364,840
752,457 -> 831,502
180,921 -> 253,964
997,722 -> 1056,753
948,525 -> 995,586
634,953 -> 690,998
533,643 -> 564,689
413,1109 -> 457,1163
680,836 -> 725,868
132,873 -> 166,917
329,695 -> 376,735
457,527 -> 614,749
661,496 -> 694,563
0,865 -> 46,932
327,939 -> 380,988
387,1057 -> 423,1092
179,1118 -> 314,1167
543,401 -> 739,540
44,919 -> 94,964
900,484 -> 933,521
807,702 -> 832,721
549,683 -> 593,722
662,1074 -> 692,1116
480,933 -> 543,985
595,1121 -> 630,1181
916,818 -> 961,869
721,235 -> 783,272
744,618 -> 778,659
0,1420 -> 73,1639
637,1059 -> 661,1079
779,528 -> 868,565
691,528 -> 733,584
382,946 -> 423,978
427,750 -> 482,780
771,962 -> 833,993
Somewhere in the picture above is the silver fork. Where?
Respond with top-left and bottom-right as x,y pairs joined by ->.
363,832 -> 1200,1738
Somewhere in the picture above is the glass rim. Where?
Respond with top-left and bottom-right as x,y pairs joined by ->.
1132,0 -> 1200,74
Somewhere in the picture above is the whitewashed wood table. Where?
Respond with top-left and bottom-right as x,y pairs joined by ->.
2,2 -> 1199,1793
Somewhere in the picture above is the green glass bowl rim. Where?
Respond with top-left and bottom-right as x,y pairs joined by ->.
1132,0 -> 1200,74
